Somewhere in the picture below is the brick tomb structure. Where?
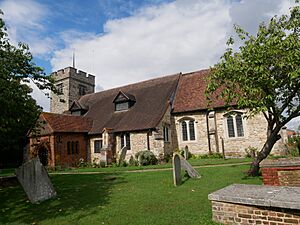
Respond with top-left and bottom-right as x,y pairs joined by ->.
260,157 -> 300,187
208,184 -> 300,225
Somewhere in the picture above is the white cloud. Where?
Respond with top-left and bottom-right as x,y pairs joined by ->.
51,0 -> 297,92
0,0 -> 56,57
52,0 -> 232,89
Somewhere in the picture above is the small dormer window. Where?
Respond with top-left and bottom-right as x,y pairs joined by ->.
115,102 -> 129,111
113,91 -> 135,112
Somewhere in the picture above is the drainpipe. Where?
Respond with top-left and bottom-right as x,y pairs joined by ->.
206,112 -> 212,154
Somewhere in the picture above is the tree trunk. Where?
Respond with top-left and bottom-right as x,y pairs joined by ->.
247,131 -> 281,176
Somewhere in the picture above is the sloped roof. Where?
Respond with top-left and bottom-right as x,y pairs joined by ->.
172,70 -> 229,113
79,73 -> 180,134
40,112 -> 93,133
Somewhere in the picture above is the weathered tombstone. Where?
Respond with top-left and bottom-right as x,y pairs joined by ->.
173,154 -> 182,186
184,145 -> 189,160
180,156 -> 201,178
118,146 -> 127,165
15,157 -> 57,204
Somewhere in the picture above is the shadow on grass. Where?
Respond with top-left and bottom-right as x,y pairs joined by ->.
0,173 -> 126,224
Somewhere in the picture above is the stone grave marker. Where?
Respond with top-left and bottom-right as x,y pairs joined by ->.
184,145 -> 189,160
173,153 -> 201,187
180,156 -> 201,178
15,157 -> 57,204
118,146 -> 127,165
173,154 -> 181,186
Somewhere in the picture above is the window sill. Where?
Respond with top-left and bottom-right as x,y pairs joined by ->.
226,136 -> 245,140
182,140 -> 197,143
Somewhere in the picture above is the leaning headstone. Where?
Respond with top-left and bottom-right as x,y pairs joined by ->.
184,146 -> 189,160
180,155 -> 201,178
15,157 -> 57,204
173,154 -> 182,186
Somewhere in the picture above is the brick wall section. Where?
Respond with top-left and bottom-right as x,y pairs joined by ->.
260,158 -> 300,187
211,201 -> 300,225
261,167 -> 300,186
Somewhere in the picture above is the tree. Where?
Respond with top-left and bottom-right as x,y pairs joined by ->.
0,10 -> 54,167
206,3 -> 300,176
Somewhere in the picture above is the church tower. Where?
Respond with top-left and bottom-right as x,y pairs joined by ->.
50,67 -> 95,114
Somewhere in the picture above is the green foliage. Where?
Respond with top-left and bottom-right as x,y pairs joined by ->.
244,147 -> 258,158
135,150 -> 158,166
286,136 -> 300,156
0,11 -> 55,166
128,155 -> 139,166
191,153 -> 223,159
207,3 -> 300,121
179,149 -> 193,159
206,3 -> 300,175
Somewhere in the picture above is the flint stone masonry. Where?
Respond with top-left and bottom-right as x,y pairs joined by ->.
208,184 -> 300,225
260,157 -> 300,187
16,158 -> 57,204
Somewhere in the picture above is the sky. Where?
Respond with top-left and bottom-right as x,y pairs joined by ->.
0,0 -> 299,129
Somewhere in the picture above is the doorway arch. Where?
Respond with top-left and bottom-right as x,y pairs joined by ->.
38,146 -> 49,166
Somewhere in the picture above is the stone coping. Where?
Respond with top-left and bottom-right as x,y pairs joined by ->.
260,157 -> 300,168
208,184 -> 300,210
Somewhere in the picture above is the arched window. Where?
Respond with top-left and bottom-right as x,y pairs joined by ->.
225,113 -> 244,138
181,119 -> 196,141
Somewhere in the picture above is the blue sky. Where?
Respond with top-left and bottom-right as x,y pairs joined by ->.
0,0 -> 299,128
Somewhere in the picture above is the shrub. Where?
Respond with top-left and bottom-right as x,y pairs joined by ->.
179,149 -> 193,159
135,150 -> 158,166
191,153 -> 223,159
245,147 -> 258,158
286,137 -> 300,157
128,156 -> 139,166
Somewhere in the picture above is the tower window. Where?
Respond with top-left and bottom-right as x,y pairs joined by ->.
56,83 -> 63,94
79,85 -> 86,96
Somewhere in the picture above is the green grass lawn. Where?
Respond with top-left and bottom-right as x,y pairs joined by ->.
0,164 -> 261,225
51,157 -> 252,173
0,158 -> 252,176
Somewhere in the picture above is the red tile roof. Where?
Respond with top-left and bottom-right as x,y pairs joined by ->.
41,112 -> 93,133
172,69 -> 230,113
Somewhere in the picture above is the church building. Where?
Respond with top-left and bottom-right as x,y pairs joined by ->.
29,67 -> 287,167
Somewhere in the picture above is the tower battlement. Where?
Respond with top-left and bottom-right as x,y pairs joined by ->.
51,67 -> 95,85
50,67 -> 95,114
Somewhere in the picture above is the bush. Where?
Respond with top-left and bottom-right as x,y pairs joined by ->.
245,147 -> 258,158
286,137 -> 300,157
128,156 -> 139,166
135,150 -> 158,166
191,153 -> 223,159
179,149 -> 193,159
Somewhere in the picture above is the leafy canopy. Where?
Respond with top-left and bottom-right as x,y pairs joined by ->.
206,3 -> 300,127
0,10 -> 54,165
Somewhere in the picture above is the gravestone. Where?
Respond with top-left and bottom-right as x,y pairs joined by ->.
15,157 -> 57,204
173,154 -> 181,186
184,146 -> 189,160
118,146 -> 127,165
180,156 -> 201,178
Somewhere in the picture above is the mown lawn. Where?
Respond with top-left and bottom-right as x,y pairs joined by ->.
51,157 -> 252,173
0,164 -> 261,225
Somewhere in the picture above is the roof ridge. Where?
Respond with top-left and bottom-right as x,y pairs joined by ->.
181,68 -> 210,76
80,72 -> 181,100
